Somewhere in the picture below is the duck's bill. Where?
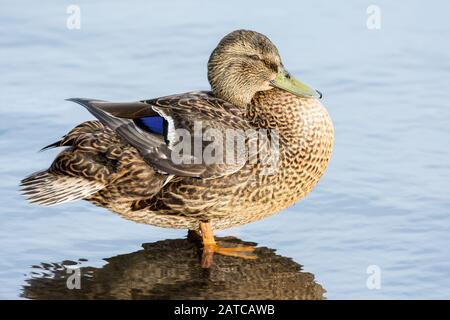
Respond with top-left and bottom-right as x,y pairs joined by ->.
270,68 -> 322,99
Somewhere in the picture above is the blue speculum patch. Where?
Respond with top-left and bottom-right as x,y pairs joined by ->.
134,116 -> 167,136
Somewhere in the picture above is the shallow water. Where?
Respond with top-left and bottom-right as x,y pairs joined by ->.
1,0 -> 450,299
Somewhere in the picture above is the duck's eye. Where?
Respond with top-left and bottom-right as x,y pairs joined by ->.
249,54 -> 261,60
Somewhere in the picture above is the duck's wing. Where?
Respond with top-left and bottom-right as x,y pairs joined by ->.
67,91 -> 255,179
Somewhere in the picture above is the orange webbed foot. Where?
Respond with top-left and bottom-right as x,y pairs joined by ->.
199,222 -> 257,268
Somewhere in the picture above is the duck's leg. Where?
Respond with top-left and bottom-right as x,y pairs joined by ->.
199,222 -> 256,268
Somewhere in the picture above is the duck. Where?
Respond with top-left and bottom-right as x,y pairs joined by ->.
20,29 -> 334,267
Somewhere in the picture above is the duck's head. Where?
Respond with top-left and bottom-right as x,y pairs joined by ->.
208,29 -> 321,109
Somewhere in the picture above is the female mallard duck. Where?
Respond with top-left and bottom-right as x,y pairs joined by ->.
21,30 -> 334,266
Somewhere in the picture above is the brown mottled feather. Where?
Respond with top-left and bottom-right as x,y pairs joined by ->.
21,121 -> 168,209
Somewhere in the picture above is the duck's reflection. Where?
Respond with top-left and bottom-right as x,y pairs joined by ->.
22,237 -> 325,299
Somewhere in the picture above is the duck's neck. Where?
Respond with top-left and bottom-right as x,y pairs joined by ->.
213,89 -> 253,111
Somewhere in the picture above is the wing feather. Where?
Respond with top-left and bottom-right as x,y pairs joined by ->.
67,92 -> 256,179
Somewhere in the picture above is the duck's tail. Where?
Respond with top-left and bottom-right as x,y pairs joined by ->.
20,170 -> 103,206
